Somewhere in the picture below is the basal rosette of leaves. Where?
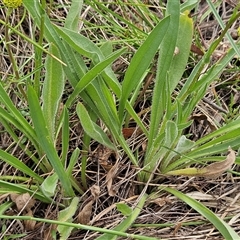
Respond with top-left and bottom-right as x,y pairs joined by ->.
3,0 -> 22,8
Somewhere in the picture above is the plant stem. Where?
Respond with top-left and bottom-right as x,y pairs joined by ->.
0,19 -> 66,65
4,8 -> 27,100
34,0 -> 46,97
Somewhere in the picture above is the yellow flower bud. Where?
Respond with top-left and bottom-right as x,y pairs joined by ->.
3,0 -> 22,8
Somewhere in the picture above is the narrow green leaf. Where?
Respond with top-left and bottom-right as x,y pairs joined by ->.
61,107 -> 69,165
54,26 -> 102,61
144,121 -> 179,180
23,1 -> 88,88
84,80 -> 121,134
116,203 -> 133,216
168,11 -> 193,93
0,202 -> 13,215
164,187 -> 240,240
196,118 -> 240,146
0,150 -> 43,183
0,83 -> 37,147
54,25 -> 122,96
27,86 -> 74,197
58,197 -> 79,240
206,0 -> 240,58
180,0 -> 198,12
96,194 -> 148,240
119,16 -> 170,119
0,180 -> 49,203
148,1 -> 180,149
0,109 -> 46,171
66,48 -> 125,108
0,213 -> 158,240
64,0 -> 83,31
41,173 -> 58,198
42,43 -> 64,141
66,148 -> 80,176
76,103 -> 115,150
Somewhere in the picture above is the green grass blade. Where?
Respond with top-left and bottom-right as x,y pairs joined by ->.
177,43 -> 239,123
23,1 -> 87,88
60,107 -> 69,166
168,11 -> 193,93
83,82 -> 120,129
164,187 -> 240,239
85,0 -> 147,40
27,86 -> 74,197
76,103 -> 115,150
54,26 -> 103,61
118,16 -> 170,120
116,203 -> 133,216
196,118 -> 240,146
96,194 -> 148,240
42,43 -> 65,141
40,173 -> 58,198
147,1 -> 180,149
0,114 -> 48,172
0,83 -> 37,147
64,0 -> 83,31
0,150 -> 43,183
0,180 -> 49,203
0,214 -> 158,240
180,0 -> 198,12
66,148 -> 80,177
54,25 -> 122,96
57,197 -> 79,240
206,0 -> 240,58
65,48 -> 125,108
125,101 -> 148,136
0,202 -> 13,215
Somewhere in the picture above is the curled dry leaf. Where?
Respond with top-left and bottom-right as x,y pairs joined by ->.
77,200 -> 93,225
90,185 -> 100,200
166,147 -> 236,179
106,161 -> 119,196
151,197 -> 172,207
24,210 -> 36,231
10,193 -> 18,202
201,147 -> 236,178
10,193 -> 35,212
97,146 -> 113,172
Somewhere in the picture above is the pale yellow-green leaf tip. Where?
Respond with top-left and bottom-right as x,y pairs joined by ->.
237,27 -> 240,37
182,10 -> 190,17
3,0 -> 22,8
